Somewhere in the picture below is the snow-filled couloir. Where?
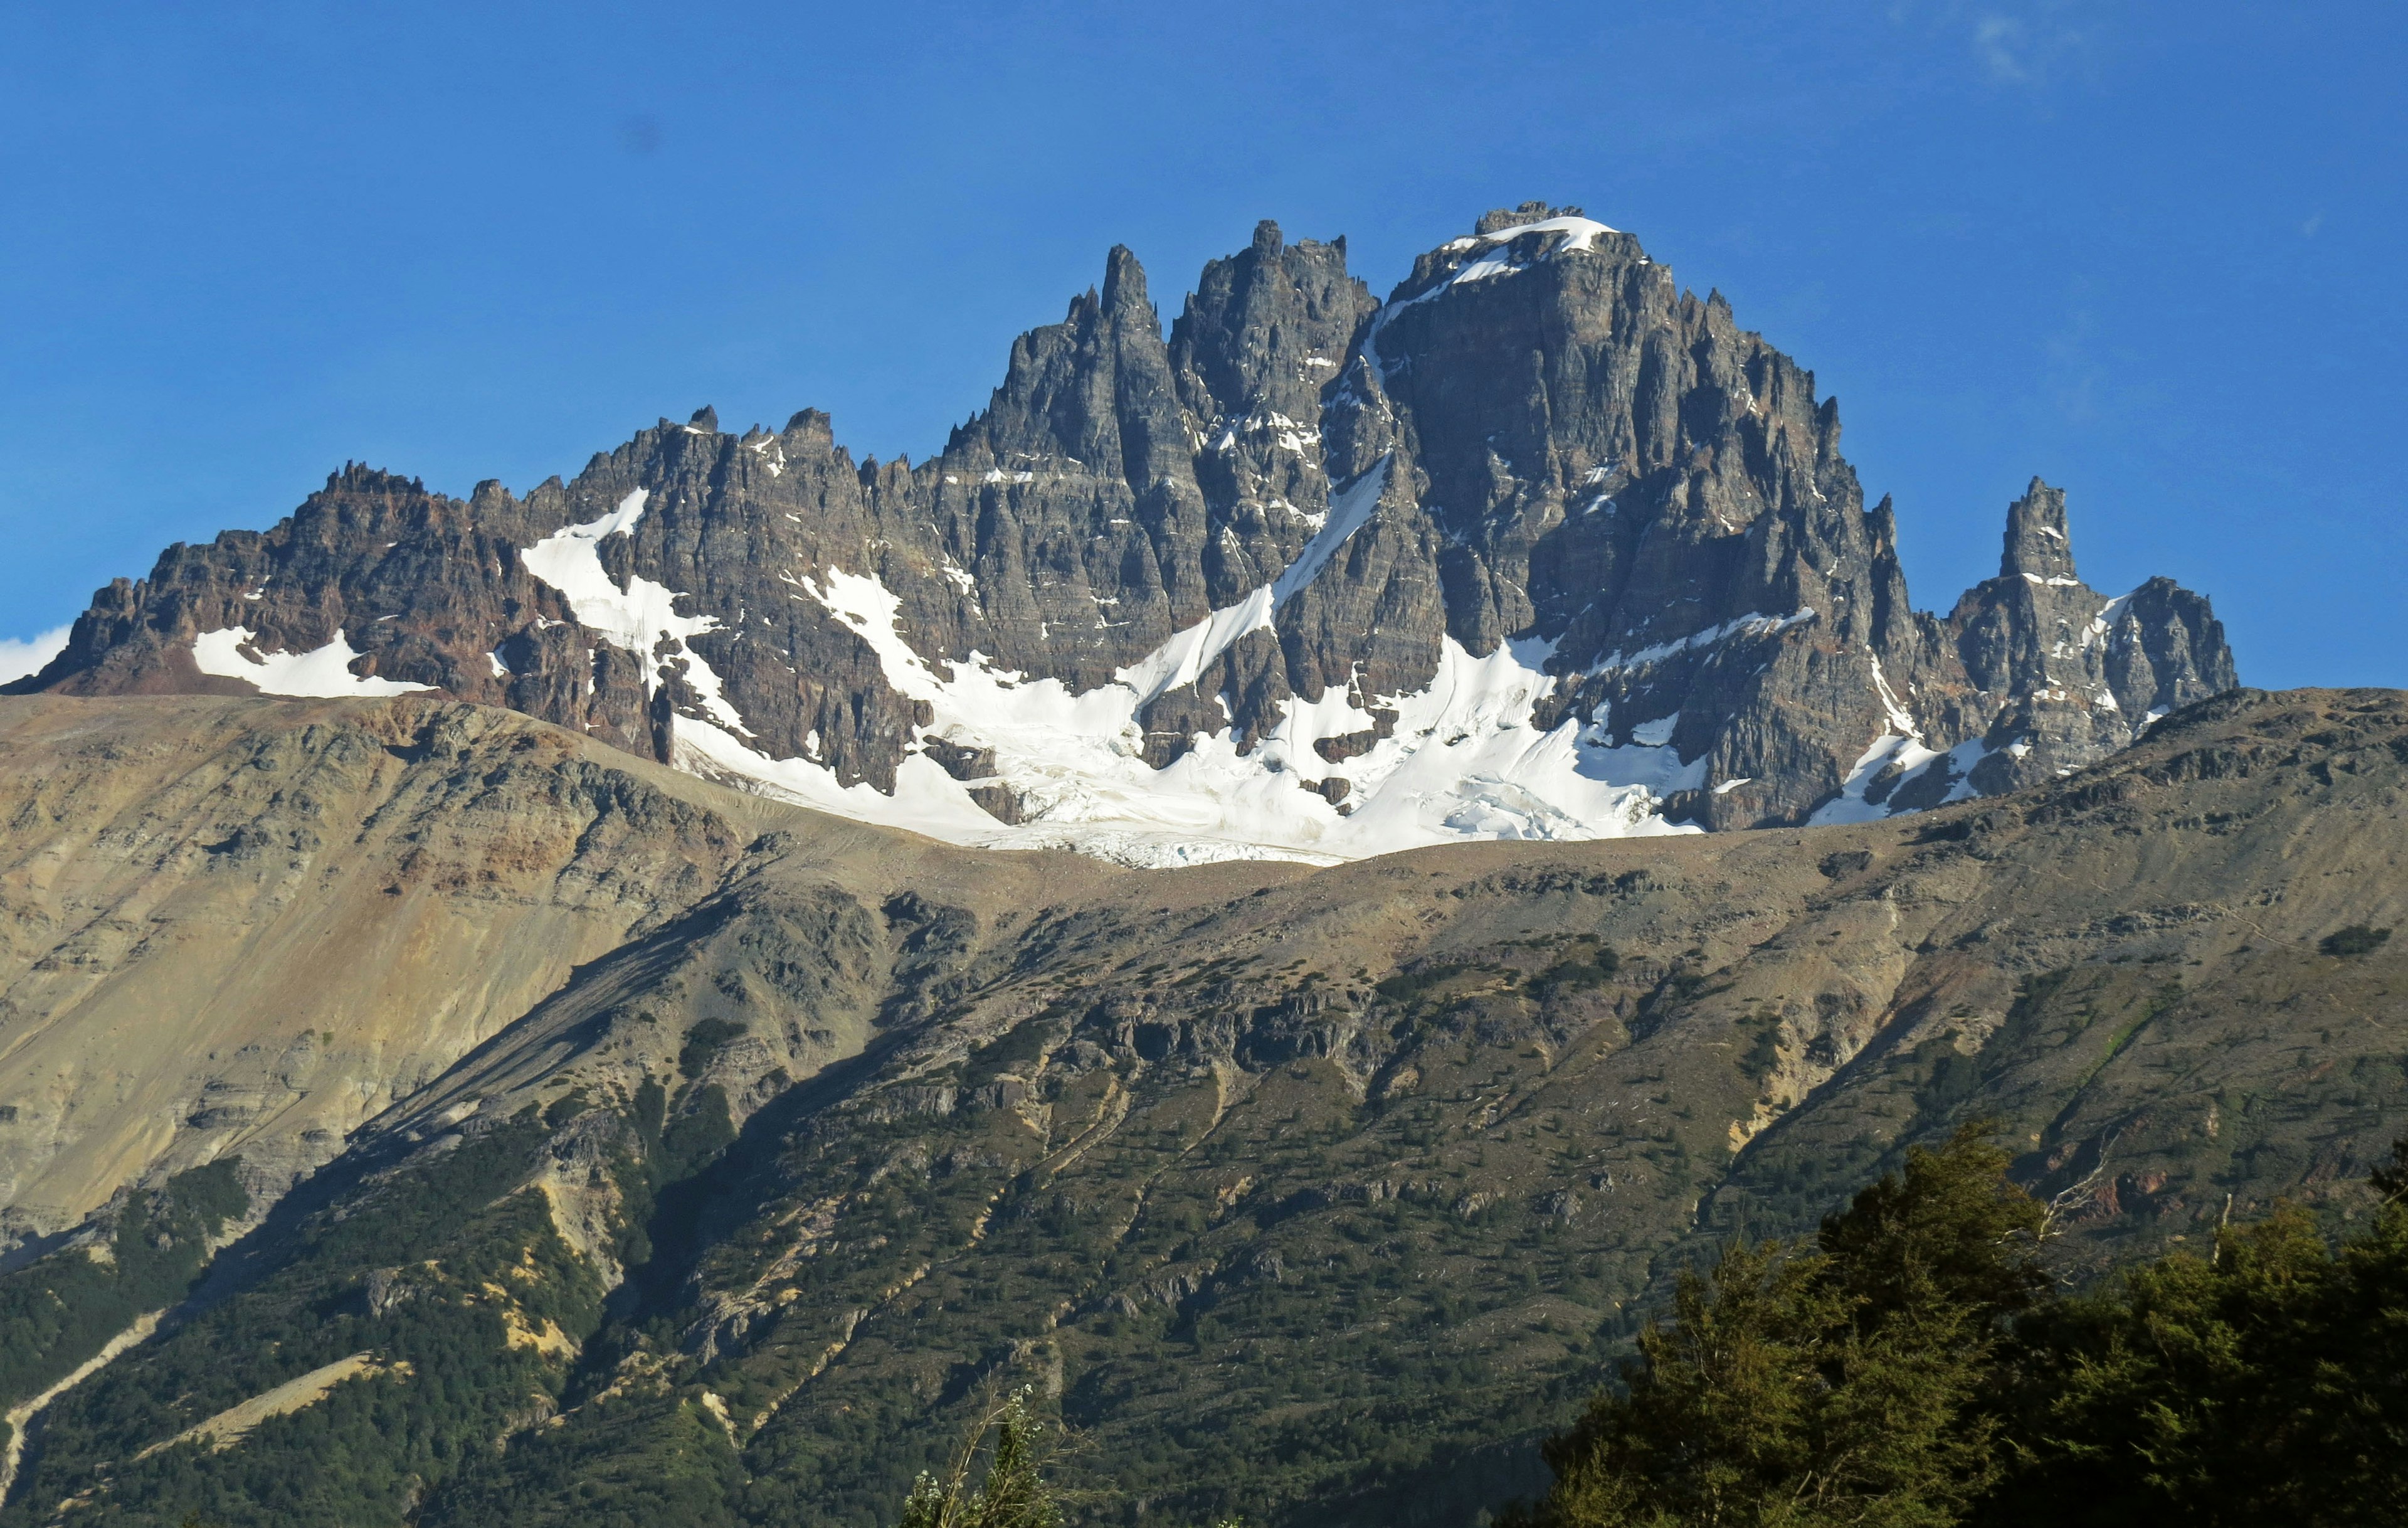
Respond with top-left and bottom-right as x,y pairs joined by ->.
7,203 -> 2237,859
510,465 -> 1705,866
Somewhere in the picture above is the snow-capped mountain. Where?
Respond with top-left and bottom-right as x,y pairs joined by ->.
9,203 -> 2234,864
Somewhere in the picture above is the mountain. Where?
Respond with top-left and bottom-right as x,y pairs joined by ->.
6,204 -> 2234,866
0,683 -> 2399,1527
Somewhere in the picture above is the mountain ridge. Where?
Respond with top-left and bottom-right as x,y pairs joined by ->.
9,203 -> 2234,864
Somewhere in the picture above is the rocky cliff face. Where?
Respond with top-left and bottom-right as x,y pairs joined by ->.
9,203 -> 2236,863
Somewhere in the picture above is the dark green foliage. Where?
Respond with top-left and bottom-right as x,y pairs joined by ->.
1521,1129 -> 2044,1526
424,1388 -> 749,1528
665,1083 -> 738,1170
1520,1133 -> 2408,1527
1736,1017 -> 1782,1083
2320,925 -> 2392,958
2375,1137 -> 2408,1202
680,1018 -> 749,1079
1984,1197 -> 2408,1525
0,1124 -> 606,1528
544,1089 -> 592,1128
0,1160 -> 248,1408
1536,941 -> 1620,993
1374,963 -> 1476,1005
1530,1241 -> 1844,1525
1814,1131 -> 2047,1327
608,1075 -> 738,1277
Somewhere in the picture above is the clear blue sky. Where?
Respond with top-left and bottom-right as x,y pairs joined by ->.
2,2 -> 2400,687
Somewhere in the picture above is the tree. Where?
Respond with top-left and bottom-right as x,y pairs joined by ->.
897,1387 -> 1064,1528
1984,1163 -> 2408,1525
1535,1239 -> 1846,1525
1520,1128 -> 2044,1527
1521,1128 -> 2408,1526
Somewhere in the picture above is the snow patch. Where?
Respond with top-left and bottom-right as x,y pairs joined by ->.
1811,649 -> 2022,824
2084,592 -> 2135,650
511,464 -> 1720,864
1807,655 -> 1939,825
1586,609 -> 1815,676
1118,459 -> 1388,704
1439,215 -> 1617,257
521,491 -> 712,657
1630,714 -> 1679,747
191,627 -> 434,698
1932,737 -> 1995,805
520,488 -> 749,733
705,479 -> 1699,861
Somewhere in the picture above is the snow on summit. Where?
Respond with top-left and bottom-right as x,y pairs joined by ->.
21,208 -> 2236,865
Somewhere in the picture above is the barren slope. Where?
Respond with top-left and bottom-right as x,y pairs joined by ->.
0,696 -> 759,1243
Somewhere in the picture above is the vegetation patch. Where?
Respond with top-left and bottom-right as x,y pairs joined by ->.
0,1159 -> 248,1411
1511,1131 -> 2408,1528
679,1018 -> 749,1079
2321,924 -> 2392,958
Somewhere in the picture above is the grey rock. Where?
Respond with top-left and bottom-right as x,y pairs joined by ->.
13,207 -> 2237,846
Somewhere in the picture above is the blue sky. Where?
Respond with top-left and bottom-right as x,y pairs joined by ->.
1,1 -> 2400,686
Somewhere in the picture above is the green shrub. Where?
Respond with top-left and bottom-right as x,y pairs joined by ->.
2320,925 -> 2392,958
895,1388 -> 1063,1528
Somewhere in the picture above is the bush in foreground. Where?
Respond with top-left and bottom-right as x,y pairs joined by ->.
1518,1130 -> 2408,1527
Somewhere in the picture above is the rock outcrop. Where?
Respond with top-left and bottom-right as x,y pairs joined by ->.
9,203 -> 2235,862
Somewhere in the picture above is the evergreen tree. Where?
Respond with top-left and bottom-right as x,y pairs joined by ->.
896,1387 -> 1064,1528
1520,1128 -> 2044,1527
1984,1162 -> 2408,1524
1519,1126 -> 2408,1527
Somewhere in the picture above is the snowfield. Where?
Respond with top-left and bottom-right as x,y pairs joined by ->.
510,462 -> 1711,867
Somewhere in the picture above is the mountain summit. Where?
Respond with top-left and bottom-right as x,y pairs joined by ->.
11,203 -> 2234,863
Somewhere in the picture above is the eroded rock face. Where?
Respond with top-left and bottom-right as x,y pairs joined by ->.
0,696 -> 748,1247
10,203 -> 2235,860
1937,479 -> 2239,800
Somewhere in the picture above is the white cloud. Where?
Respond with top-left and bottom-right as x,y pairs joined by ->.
1975,16 -> 2029,81
0,625 -> 71,685
1893,1 -> 2103,89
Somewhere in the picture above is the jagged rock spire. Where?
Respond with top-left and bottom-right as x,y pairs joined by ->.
6,204 -> 2239,856
2002,477 -> 2078,583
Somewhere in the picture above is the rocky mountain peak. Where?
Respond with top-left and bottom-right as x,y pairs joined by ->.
2002,475 -> 2078,583
1171,220 -> 1371,428
1475,199 -> 1586,234
1100,242 -> 1151,316
784,406 -> 837,449
10,205 -> 2237,866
